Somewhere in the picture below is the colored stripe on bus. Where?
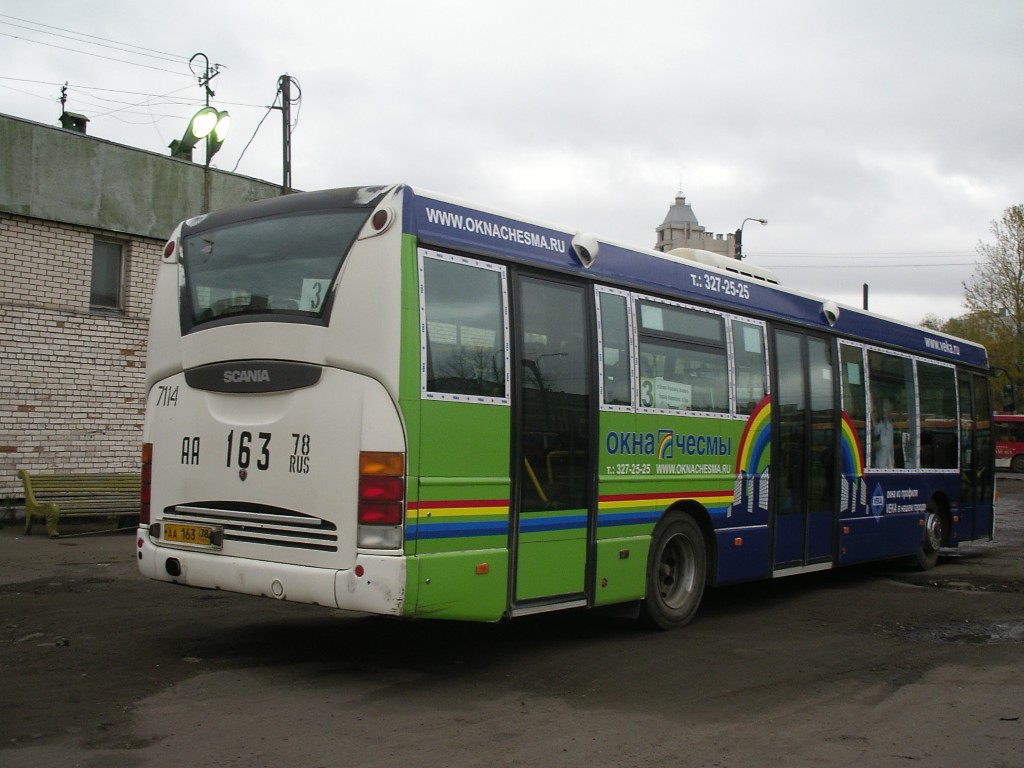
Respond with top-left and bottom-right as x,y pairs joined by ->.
407,498 -> 510,541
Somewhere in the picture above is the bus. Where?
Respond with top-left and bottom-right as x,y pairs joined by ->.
994,414 -> 1024,471
137,185 -> 994,629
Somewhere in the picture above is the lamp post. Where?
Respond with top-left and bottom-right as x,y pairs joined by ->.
169,106 -> 231,213
735,217 -> 768,260
168,53 -> 231,212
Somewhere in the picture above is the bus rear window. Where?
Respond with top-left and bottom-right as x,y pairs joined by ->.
180,210 -> 368,331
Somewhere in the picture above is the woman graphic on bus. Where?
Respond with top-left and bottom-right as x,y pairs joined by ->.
873,398 -> 895,468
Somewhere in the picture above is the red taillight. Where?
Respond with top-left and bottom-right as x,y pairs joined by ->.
369,206 -> 395,234
358,501 -> 403,526
358,451 -> 404,526
140,443 -> 152,525
359,475 -> 404,500
163,241 -> 175,260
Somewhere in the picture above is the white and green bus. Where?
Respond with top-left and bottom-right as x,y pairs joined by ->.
138,185 -> 994,628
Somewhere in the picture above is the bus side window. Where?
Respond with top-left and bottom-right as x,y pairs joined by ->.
420,253 -> 507,400
918,361 -> 957,469
868,350 -> 917,469
840,343 -> 867,461
732,319 -> 767,414
636,299 -> 728,413
597,290 -> 632,407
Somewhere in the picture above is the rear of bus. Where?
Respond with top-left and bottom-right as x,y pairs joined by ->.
137,186 -> 411,615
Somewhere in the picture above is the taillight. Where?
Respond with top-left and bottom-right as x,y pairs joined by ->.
358,451 -> 404,548
357,207 -> 395,240
140,442 -> 153,525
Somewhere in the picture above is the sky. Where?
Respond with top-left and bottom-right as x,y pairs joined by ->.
2,0 -> 1022,326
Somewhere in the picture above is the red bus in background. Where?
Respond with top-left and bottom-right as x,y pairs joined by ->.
994,414 -> 1024,471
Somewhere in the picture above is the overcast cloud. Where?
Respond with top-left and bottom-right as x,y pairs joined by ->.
3,0 -> 1022,325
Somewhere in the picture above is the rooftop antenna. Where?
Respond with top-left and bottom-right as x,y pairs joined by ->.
57,81 -> 88,134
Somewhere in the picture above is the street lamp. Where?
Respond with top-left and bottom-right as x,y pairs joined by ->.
169,106 -> 231,162
735,217 -> 768,260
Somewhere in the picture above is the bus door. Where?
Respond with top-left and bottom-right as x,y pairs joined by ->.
958,371 -> 994,540
771,328 -> 838,570
511,275 -> 593,606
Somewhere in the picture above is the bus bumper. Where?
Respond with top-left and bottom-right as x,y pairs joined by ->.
137,528 -> 406,615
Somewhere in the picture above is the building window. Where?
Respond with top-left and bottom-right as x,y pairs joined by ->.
90,239 -> 124,310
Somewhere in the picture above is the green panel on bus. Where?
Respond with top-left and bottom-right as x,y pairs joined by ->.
405,398 -> 510,616
515,534 -> 586,600
409,550 -> 508,621
592,536 -> 649,605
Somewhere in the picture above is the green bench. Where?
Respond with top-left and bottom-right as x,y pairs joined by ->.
17,469 -> 140,537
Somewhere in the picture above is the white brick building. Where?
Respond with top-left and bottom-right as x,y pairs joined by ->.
0,114 -> 282,499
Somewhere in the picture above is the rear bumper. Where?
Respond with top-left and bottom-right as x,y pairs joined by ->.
137,527 -> 406,615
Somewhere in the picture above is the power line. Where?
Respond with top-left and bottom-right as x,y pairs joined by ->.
0,13 -> 187,63
764,262 -> 977,270
0,79 -> 52,102
0,30 -> 192,76
0,76 -> 269,109
757,251 -> 975,258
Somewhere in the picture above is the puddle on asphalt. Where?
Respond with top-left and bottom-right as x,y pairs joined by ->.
898,618 -> 1024,644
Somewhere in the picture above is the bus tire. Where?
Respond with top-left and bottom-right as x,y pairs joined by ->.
640,512 -> 707,630
1012,455 -> 1024,473
916,500 -> 945,571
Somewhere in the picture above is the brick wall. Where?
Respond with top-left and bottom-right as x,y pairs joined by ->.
0,213 -> 160,497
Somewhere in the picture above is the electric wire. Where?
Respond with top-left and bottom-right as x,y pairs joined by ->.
231,96 -> 280,173
0,15 -> 186,65
0,77 -> 269,110
763,262 -> 977,270
0,30 -> 192,76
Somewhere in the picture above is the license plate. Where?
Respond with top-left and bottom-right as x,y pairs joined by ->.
163,523 -> 220,548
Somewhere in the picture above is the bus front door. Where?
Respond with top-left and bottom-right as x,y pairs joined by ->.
771,329 -> 838,571
511,275 -> 593,606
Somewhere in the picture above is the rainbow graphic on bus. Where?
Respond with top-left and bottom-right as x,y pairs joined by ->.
838,412 -> 868,516
657,431 -> 673,459
735,396 -> 771,476
731,396 -> 771,517
839,412 -> 865,476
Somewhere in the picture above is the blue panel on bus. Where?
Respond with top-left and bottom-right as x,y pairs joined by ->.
714,526 -> 771,584
412,194 -> 576,271
407,189 -> 987,369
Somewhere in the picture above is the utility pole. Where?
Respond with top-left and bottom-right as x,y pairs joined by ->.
278,75 -> 296,194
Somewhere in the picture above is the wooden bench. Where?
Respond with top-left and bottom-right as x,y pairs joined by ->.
16,469 -> 140,537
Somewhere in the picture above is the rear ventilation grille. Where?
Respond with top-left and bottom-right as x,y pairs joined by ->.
163,501 -> 338,552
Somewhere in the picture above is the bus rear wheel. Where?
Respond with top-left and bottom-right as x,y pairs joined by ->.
916,500 -> 945,571
641,513 -> 707,630
1012,455 -> 1024,473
